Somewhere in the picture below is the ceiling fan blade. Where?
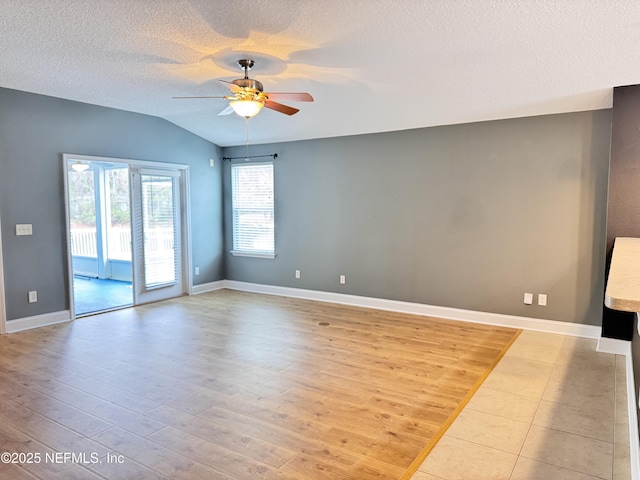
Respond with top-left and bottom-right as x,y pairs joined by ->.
219,79 -> 242,93
265,92 -> 314,102
172,96 -> 227,99
217,105 -> 234,116
264,100 -> 300,116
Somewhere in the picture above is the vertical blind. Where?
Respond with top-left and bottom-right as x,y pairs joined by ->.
140,174 -> 178,288
231,162 -> 275,255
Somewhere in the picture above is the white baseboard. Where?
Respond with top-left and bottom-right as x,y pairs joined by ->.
2,281 -> 603,341
597,336 -> 631,355
192,280 -> 225,295
6,310 -> 71,333
223,281 -> 602,338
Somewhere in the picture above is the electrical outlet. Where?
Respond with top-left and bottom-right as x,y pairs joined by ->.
209,159 -> 215,167
523,292 -> 533,305
195,267 -> 200,275
28,291 -> 37,303
295,270 -> 301,279
538,294 -> 547,306
340,275 -> 346,285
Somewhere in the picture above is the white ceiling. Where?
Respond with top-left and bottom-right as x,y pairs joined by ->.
2,1 -> 640,147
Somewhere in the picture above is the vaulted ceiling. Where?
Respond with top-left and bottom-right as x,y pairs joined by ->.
2,1 -> 640,147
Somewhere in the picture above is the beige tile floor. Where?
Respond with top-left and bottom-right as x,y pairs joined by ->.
411,330 -> 631,480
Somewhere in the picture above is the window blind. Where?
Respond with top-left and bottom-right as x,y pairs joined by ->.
140,174 -> 178,288
231,162 -> 274,255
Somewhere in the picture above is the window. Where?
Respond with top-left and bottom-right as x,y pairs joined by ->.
231,162 -> 275,258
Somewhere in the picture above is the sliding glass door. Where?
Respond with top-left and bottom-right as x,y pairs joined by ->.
64,155 -> 191,318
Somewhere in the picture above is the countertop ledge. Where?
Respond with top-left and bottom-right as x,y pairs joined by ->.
605,237 -> 640,312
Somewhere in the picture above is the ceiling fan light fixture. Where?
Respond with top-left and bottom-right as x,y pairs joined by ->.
229,99 -> 264,118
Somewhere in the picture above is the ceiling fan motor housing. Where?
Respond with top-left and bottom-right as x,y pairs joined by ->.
232,78 -> 264,92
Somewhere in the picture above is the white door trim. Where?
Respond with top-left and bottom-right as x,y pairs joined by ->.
0,217 -> 7,334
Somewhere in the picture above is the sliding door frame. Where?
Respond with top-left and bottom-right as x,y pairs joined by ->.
63,153 -> 193,320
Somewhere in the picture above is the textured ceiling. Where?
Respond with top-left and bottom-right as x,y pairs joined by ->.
2,1 -> 640,147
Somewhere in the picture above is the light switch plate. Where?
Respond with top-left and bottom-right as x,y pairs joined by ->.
16,224 -> 33,236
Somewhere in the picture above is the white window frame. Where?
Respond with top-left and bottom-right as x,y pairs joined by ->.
230,161 -> 276,259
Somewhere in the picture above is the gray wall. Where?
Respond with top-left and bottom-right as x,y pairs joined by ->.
606,85 -> 640,251
223,110 -> 612,325
603,84 -> 640,339
0,87 -> 224,321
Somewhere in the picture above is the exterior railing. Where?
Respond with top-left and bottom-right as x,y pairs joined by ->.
70,227 -> 174,260
71,229 -> 99,258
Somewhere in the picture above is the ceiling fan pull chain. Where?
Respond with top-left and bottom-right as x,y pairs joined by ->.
245,117 -> 250,161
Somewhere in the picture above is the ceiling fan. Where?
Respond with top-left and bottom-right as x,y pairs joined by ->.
173,59 -> 314,118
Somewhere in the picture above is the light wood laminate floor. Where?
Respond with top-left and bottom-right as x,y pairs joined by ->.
0,290 -> 520,479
